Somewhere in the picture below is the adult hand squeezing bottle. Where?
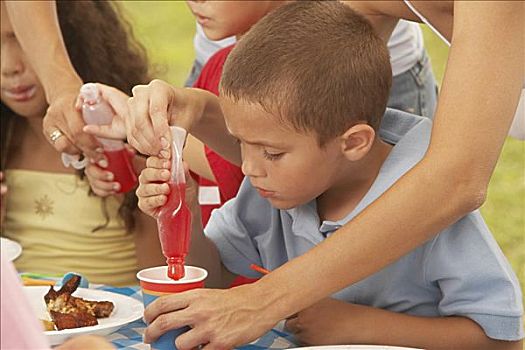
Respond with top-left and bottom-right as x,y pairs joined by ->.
80,83 -> 137,193
157,126 -> 192,280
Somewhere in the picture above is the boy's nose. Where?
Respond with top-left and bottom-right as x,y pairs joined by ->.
1,57 -> 24,77
241,158 -> 265,178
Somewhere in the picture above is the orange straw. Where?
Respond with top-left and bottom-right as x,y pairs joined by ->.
250,264 -> 270,275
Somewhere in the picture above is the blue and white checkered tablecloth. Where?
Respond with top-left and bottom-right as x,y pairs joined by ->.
98,286 -> 299,350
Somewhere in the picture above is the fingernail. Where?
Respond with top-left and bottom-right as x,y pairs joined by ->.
113,183 -> 120,191
160,137 -> 169,149
98,159 -> 108,168
96,147 -> 104,154
106,173 -> 114,181
160,150 -> 170,159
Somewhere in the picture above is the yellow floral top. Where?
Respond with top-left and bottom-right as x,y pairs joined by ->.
2,170 -> 138,286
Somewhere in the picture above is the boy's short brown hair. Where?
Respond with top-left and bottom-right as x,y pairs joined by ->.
220,1 -> 392,145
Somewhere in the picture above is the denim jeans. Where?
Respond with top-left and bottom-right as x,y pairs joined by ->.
387,50 -> 438,119
185,50 -> 439,119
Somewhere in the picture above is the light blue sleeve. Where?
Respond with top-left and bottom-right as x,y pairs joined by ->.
425,212 -> 524,341
204,179 -> 270,278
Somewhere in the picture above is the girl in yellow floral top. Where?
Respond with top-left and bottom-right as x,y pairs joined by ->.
0,1 -> 164,286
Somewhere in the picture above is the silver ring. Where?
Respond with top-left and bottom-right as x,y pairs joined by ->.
49,129 -> 63,143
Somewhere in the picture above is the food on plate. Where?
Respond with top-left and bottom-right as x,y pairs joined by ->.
43,274 -> 114,330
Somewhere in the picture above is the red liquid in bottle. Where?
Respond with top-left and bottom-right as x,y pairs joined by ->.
104,149 -> 137,193
157,182 -> 192,280
80,83 -> 138,194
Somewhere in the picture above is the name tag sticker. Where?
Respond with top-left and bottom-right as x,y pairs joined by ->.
198,186 -> 221,205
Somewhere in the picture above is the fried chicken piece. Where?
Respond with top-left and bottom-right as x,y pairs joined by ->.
43,274 -> 114,331
49,310 -> 98,330
69,295 -> 114,318
44,275 -> 81,305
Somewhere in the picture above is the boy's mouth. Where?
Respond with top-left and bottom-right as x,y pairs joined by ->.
3,85 -> 37,102
255,187 -> 275,198
194,13 -> 211,26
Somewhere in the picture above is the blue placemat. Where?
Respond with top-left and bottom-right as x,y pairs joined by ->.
100,285 -> 298,350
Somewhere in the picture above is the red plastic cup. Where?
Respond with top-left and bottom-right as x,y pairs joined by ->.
136,266 -> 207,350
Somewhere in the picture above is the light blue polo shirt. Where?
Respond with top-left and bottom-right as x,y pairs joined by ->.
205,108 -> 524,341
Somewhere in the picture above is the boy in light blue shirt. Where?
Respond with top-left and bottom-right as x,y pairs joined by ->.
135,2 -> 523,349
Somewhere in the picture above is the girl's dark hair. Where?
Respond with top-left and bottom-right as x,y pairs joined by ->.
1,1 -> 151,233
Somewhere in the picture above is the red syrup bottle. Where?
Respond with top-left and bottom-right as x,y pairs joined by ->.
80,83 -> 137,193
157,126 -> 192,280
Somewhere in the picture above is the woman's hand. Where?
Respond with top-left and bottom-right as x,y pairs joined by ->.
143,283 -> 277,350
43,86 -> 104,161
127,80 -> 207,157
81,83 -> 131,141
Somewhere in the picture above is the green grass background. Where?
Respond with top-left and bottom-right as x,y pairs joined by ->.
119,1 -> 524,303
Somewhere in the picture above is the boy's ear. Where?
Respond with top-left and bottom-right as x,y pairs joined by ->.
339,123 -> 376,161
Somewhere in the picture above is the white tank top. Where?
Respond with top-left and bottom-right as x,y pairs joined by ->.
193,20 -> 425,77
403,0 -> 525,139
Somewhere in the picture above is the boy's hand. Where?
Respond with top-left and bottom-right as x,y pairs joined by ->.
136,156 -> 200,219
136,156 -> 171,218
285,298 -> 367,345
81,83 -> 131,141
127,80 -> 206,157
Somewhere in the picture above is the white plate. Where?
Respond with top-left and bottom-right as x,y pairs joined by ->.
1,237 -> 22,261
23,286 -> 144,345
293,346 -> 422,350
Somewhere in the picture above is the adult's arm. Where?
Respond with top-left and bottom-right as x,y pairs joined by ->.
4,1 -> 101,159
139,2 -> 524,349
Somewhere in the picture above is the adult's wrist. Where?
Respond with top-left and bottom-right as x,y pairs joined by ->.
45,74 -> 83,103
248,274 -> 294,324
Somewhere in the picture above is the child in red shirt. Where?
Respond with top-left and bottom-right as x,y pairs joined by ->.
185,1 -> 287,286
191,45 -> 242,226
185,2 -> 286,226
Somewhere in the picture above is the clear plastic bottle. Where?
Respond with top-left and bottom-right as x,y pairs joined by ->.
157,126 -> 191,280
80,83 -> 137,193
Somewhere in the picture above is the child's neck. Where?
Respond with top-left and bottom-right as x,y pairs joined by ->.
25,116 -> 47,141
316,139 -> 392,222
7,115 -> 75,174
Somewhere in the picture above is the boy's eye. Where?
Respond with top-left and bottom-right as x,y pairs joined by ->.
263,150 -> 284,161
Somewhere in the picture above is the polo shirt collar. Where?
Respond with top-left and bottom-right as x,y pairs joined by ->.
287,109 -> 431,239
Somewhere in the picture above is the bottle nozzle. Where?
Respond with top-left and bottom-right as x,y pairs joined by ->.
80,83 -> 100,104
167,257 -> 185,280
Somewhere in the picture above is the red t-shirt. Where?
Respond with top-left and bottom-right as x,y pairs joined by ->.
192,45 -> 257,287
192,45 -> 244,227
